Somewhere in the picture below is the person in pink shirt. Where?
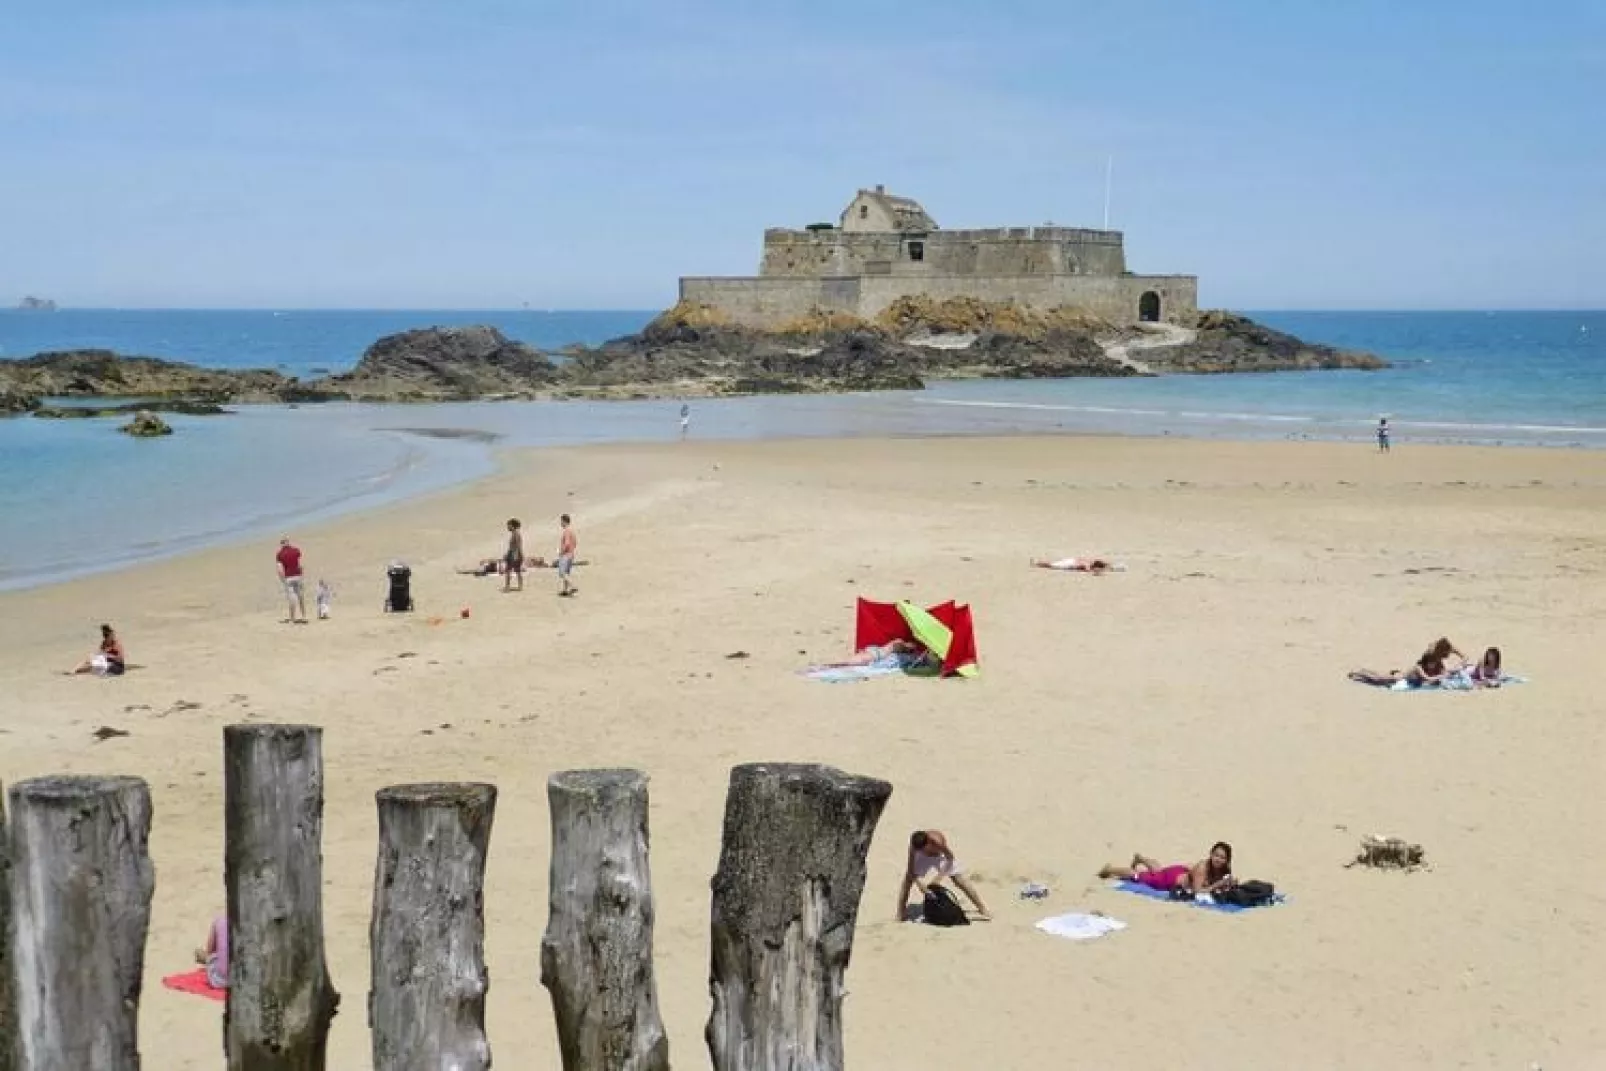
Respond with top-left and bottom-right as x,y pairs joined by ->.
275,537 -> 307,623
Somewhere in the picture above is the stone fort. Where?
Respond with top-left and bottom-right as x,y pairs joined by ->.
679,186 -> 1198,328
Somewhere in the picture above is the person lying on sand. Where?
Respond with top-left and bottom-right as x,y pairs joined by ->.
459,556 -> 591,577
817,639 -> 935,672
1099,841 -> 1236,897
898,830 -> 991,921
68,623 -> 125,677
1349,637 -> 1462,688
1031,557 -> 1125,573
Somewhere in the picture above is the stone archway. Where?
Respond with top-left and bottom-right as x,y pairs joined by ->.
1138,291 -> 1161,323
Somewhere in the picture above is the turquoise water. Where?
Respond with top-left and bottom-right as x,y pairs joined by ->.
0,309 -> 1601,590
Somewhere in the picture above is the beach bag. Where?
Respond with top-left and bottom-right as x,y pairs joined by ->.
922,885 -> 970,927
1214,880 -> 1276,908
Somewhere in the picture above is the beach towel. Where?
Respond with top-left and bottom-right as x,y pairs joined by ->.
162,968 -> 226,1002
1036,912 -> 1127,941
1112,880 -> 1284,914
1359,671 -> 1529,692
799,663 -> 909,684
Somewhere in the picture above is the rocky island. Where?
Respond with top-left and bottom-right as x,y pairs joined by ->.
0,298 -> 1384,416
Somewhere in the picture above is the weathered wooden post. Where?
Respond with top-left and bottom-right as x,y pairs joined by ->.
5,775 -> 154,1071
224,724 -> 339,1070
706,763 -> 892,1071
369,783 -> 497,1071
0,781 -> 13,1071
540,769 -> 669,1071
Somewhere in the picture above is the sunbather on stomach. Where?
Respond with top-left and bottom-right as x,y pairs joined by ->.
1100,841 -> 1236,896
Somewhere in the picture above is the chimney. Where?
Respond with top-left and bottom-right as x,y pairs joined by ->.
875,184 -> 885,194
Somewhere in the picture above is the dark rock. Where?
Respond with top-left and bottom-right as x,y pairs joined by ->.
119,411 -> 173,437
325,326 -> 558,400
1,386 -> 41,414
34,400 -> 228,419
1144,311 -> 1386,374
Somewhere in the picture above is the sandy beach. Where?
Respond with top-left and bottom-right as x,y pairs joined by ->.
2,434 -> 1604,1070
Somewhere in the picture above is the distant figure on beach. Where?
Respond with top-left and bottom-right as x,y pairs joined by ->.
898,830 -> 990,921
503,519 -> 524,593
1377,417 -> 1391,453
316,579 -> 333,620
1100,841 -> 1235,897
556,514 -> 578,596
460,556 -> 589,577
69,623 -> 125,676
679,403 -> 691,440
194,914 -> 228,989
275,538 -> 307,623
1031,556 -> 1124,574
817,638 -> 934,672
1469,646 -> 1504,688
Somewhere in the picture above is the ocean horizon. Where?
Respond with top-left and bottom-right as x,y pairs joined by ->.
2,308 -> 1602,591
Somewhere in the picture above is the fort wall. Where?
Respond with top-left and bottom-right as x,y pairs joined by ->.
759,227 -> 1127,279
679,273 -> 1197,328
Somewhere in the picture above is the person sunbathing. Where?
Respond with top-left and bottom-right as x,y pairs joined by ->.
459,556 -> 589,577
818,639 -> 934,672
897,829 -> 991,921
1031,556 -> 1123,573
1099,841 -> 1236,897
1349,637 -> 1460,688
69,624 -> 125,677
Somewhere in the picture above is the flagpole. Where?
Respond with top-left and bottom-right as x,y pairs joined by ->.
1103,155 -> 1113,230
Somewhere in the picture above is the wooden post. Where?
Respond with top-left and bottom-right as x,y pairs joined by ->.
540,769 -> 669,1071
706,763 -> 892,1071
224,724 -> 339,1070
369,783 -> 497,1071
0,781 -> 13,1071
5,775 -> 154,1071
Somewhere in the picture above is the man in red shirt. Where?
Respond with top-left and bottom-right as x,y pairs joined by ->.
275,537 -> 307,623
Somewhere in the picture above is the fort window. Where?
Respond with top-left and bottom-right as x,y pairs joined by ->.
907,241 -> 924,262
859,205 -> 868,220
1139,290 -> 1162,323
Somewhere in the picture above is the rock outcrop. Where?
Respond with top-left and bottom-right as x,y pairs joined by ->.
1141,311 -> 1385,374
325,326 -> 558,401
0,303 -> 1389,415
119,411 -> 173,437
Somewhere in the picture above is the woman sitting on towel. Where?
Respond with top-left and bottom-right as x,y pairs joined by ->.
1468,646 -> 1503,688
898,830 -> 992,921
1348,637 -> 1461,688
1099,841 -> 1236,896
69,623 -> 125,677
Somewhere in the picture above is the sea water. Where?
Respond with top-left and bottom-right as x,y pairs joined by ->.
0,309 -> 1601,590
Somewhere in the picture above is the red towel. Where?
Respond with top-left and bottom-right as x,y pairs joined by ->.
162,968 -> 226,1002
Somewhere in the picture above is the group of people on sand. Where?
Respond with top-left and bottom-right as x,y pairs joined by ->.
1349,637 -> 1505,689
896,829 -> 1241,922
491,516 -> 579,596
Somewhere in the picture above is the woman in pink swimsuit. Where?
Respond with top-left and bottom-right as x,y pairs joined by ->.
1100,841 -> 1235,896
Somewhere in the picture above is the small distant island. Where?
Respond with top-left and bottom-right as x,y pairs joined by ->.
0,188 -> 1387,421
16,296 -> 57,312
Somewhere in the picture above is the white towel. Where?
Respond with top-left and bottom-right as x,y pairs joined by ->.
1035,912 -> 1127,941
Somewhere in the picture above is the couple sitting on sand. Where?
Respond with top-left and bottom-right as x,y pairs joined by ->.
1350,637 -> 1506,689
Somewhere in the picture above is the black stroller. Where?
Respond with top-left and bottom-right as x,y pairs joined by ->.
384,562 -> 414,612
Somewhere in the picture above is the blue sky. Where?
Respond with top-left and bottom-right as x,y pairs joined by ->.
2,1 -> 1601,310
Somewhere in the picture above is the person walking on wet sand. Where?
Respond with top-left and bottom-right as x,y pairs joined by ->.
503,519 -> 524,593
1377,417 -> 1391,453
276,537 -> 307,623
556,514 -> 578,597
680,403 -> 691,440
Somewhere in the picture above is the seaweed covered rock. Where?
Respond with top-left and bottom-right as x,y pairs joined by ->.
1142,311 -> 1386,374
326,326 -> 559,400
119,411 -> 174,437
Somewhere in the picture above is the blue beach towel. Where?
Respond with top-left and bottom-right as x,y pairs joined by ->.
799,663 -> 908,684
1387,671 -> 1528,692
1112,881 -> 1285,914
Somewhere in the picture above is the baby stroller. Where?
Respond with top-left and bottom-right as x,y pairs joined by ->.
384,561 -> 413,612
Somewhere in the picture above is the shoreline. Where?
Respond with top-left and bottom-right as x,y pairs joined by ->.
7,395 -> 1606,594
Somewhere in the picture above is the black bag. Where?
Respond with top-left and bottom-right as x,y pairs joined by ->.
922,885 -> 970,927
1214,879 -> 1276,908
385,565 -> 413,613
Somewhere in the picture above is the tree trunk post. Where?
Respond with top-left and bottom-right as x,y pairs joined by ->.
5,775 -> 154,1071
369,783 -> 497,1071
0,781 -> 13,1071
540,769 -> 669,1071
223,724 -> 339,1070
706,763 -> 892,1071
